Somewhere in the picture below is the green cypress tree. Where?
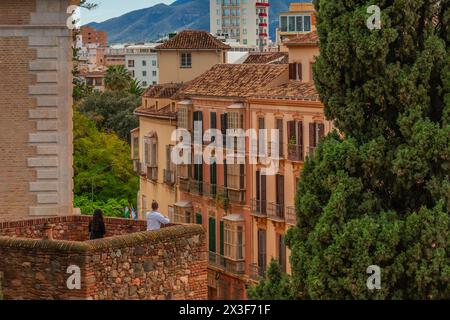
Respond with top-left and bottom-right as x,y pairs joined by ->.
284,0 -> 450,299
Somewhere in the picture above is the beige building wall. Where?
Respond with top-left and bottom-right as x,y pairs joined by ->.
136,116 -> 177,219
0,0 -> 75,221
288,46 -> 319,82
157,50 -> 226,84
249,100 -> 333,275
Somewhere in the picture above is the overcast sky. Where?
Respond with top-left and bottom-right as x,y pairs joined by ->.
80,0 -> 174,25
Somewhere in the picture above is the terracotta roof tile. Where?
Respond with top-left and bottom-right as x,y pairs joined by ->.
143,83 -> 184,99
252,80 -> 320,101
243,52 -> 288,64
284,31 -> 319,46
155,30 -> 231,50
134,104 -> 177,119
179,64 -> 288,98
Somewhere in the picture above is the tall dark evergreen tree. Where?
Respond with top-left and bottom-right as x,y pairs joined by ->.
279,0 -> 449,299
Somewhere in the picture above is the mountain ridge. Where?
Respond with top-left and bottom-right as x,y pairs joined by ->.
86,0 -> 310,44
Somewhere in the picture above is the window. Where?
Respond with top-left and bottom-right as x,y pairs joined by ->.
152,60 -> 157,66
296,16 -> 303,32
289,62 -> 302,81
243,28 -> 247,35
224,221 -> 244,260
177,106 -> 189,129
152,70 -> 157,77
257,229 -> 266,269
173,207 -> 193,223
142,70 -> 147,77
287,120 -> 304,161
181,52 -> 192,68
227,163 -> 244,190
164,145 -> 175,185
144,134 -> 157,180
280,16 -> 288,32
276,118 -> 283,157
128,60 -> 135,67
142,60 -> 147,66
288,16 -> 296,32
142,81 -> 147,87
227,111 -> 243,130
277,234 -> 287,273
309,122 -> 325,150
132,135 -> 139,160
304,15 -> 311,31
209,216 -> 216,252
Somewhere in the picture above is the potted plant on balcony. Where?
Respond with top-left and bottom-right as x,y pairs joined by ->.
215,192 -> 230,214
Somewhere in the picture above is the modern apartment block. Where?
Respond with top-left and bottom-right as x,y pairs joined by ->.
0,0 -> 75,221
125,44 -> 159,88
276,2 -> 317,50
210,0 -> 269,51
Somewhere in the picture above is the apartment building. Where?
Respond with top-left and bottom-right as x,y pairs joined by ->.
125,44 -> 159,87
0,0 -> 75,220
155,30 -> 230,84
210,0 -> 270,50
174,64 -> 288,300
131,84 -> 183,219
246,29 -> 329,281
80,25 -> 108,47
276,2 -> 317,50
104,45 -> 126,67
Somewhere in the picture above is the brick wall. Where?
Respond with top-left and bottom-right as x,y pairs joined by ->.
0,0 -> 35,25
0,217 -> 207,300
0,36 -> 38,221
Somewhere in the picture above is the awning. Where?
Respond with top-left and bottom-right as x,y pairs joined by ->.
174,200 -> 192,208
227,103 -> 244,109
178,100 -> 192,105
223,213 -> 245,222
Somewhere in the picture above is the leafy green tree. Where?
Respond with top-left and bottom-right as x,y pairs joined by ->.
73,111 -> 138,206
104,65 -> 133,92
77,90 -> 140,141
247,259 -> 294,300
281,0 -> 450,299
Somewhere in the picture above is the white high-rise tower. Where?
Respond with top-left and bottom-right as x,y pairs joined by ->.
210,0 -> 270,51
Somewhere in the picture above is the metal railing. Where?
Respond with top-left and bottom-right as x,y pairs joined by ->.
227,188 -> 245,204
267,202 -> 285,221
190,179 -> 203,195
163,169 -> 175,185
179,177 -> 190,192
147,166 -> 158,181
250,198 -> 267,216
288,144 -> 303,162
286,206 -> 297,225
208,252 -> 245,276
249,263 -> 266,280
203,182 -> 217,198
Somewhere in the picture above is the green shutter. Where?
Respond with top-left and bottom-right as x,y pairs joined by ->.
220,221 -> 224,255
209,217 -> 216,252
196,213 -> 202,225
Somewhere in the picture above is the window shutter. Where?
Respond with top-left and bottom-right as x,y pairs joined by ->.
210,112 -> 217,129
309,122 -> 316,147
258,229 -> 266,268
276,175 -> 284,206
151,142 -> 157,166
255,170 -> 260,201
166,145 -> 171,170
209,217 -> 216,252
288,63 -> 295,80
261,174 -> 266,214
276,118 -> 283,156
239,164 -> 245,189
221,113 -> 228,147
287,120 -> 296,144
220,221 -> 224,255
224,159 -> 228,188
297,63 -> 302,81
196,213 -> 202,225
318,123 -> 325,142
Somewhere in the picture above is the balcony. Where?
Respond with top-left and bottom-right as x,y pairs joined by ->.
249,263 -> 266,281
258,12 -> 267,17
163,169 -> 175,186
208,252 -> 245,276
288,144 -> 304,162
259,22 -> 268,27
250,198 -> 267,217
203,182 -> 217,198
286,206 -> 297,225
307,146 -> 317,157
190,179 -> 203,195
133,159 -> 141,174
227,188 -> 246,205
259,33 -> 268,37
147,166 -> 158,181
267,202 -> 285,221
255,2 -> 270,7
179,176 -> 190,193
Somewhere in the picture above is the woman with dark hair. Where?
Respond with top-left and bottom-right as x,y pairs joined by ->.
89,208 -> 106,240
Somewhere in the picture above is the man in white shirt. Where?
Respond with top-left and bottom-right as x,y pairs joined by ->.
146,200 -> 170,231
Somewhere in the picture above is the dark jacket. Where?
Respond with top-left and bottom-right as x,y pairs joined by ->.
88,220 -> 106,240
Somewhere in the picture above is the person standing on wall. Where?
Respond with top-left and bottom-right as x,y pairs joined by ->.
89,208 -> 106,240
146,200 -> 170,231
